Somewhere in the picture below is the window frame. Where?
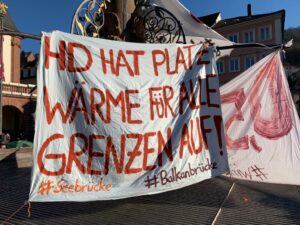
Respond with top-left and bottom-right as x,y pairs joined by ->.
217,60 -> 225,74
22,69 -> 29,78
30,68 -> 36,77
229,58 -> 240,72
259,25 -> 272,41
244,30 -> 255,43
228,33 -> 239,43
245,55 -> 256,69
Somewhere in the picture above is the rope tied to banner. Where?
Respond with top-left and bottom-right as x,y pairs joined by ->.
1,201 -> 30,224
27,201 -> 31,219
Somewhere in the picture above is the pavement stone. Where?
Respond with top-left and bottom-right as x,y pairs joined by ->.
1,155 -> 300,225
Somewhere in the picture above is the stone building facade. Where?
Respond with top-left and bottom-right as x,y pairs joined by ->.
212,4 -> 285,85
1,7 -> 36,141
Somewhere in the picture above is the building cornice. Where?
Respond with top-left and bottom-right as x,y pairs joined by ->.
214,12 -> 285,32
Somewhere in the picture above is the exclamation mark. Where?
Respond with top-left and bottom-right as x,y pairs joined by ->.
214,115 -> 223,156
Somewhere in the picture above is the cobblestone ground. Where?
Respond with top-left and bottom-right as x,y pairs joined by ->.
1,153 -> 300,225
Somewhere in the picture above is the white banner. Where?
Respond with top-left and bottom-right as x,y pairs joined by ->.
221,51 -> 300,184
29,31 -> 228,202
151,0 -> 233,47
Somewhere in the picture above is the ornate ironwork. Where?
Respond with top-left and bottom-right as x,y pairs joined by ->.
134,0 -> 150,6
71,0 -> 109,38
71,0 -> 186,44
125,1 -> 186,44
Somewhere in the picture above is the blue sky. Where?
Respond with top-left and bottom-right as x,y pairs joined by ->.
3,0 -> 300,53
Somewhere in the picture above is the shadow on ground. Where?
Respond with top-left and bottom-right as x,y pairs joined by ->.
1,157 -> 300,225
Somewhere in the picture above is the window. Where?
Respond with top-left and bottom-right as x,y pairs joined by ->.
229,58 -> 240,72
217,61 -> 224,74
245,56 -> 256,69
30,68 -> 37,77
260,26 -> 271,41
22,69 -> 29,78
228,34 -> 239,43
244,31 -> 254,43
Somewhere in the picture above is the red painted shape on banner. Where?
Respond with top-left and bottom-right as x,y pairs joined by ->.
149,86 -> 176,120
190,117 -> 203,154
44,86 -> 77,125
248,56 -> 293,139
100,49 -> 115,74
206,74 -> 220,108
152,46 -> 206,76
249,135 -> 262,152
125,50 -> 145,75
214,115 -> 224,155
100,49 -> 145,76
115,50 -> 135,76
179,115 -> 218,157
183,45 -> 195,69
90,88 -> 108,123
87,134 -> 105,175
152,48 -> 190,76
69,87 -> 91,124
179,75 -> 220,115
221,89 -> 249,150
66,133 -> 88,174
200,115 -> 212,149
179,79 -> 200,114
179,123 -> 194,158
125,89 -> 142,124
44,36 -> 66,70
68,42 -> 93,73
157,128 -> 173,166
104,136 -> 125,175
44,36 -> 93,73
196,48 -> 210,65
125,134 -> 143,174
143,132 -> 157,171
37,133 -> 66,176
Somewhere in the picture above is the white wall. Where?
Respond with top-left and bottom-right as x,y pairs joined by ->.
3,35 -> 11,82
